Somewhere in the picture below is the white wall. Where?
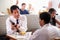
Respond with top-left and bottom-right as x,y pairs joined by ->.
0,0 -> 16,14
17,0 -> 49,14
0,0 -> 49,14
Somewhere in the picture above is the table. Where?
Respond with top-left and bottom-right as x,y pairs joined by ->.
54,37 -> 60,40
7,32 -> 32,40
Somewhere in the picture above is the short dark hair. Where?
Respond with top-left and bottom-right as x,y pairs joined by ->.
22,3 -> 26,6
48,8 -> 56,14
10,5 -> 19,13
39,12 -> 51,24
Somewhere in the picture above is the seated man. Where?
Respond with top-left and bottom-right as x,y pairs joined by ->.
6,5 -> 27,34
29,12 -> 59,40
20,3 -> 29,14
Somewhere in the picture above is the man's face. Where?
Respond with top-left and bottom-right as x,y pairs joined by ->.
22,5 -> 26,9
51,11 -> 56,18
12,8 -> 20,19
39,19 -> 44,27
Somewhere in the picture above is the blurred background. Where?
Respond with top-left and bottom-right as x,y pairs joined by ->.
0,0 -> 53,15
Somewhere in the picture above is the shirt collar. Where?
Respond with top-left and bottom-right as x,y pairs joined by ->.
11,15 -> 22,20
41,23 -> 50,28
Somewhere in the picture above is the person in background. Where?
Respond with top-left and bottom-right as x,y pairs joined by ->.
6,5 -> 27,34
7,8 -> 11,15
48,8 -> 60,26
16,0 -> 18,5
28,4 -> 34,14
29,12 -> 59,40
20,3 -> 29,14
48,0 -> 60,10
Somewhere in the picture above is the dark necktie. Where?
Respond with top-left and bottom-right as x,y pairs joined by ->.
16,19 -> 19,24
16,19 -> 19,32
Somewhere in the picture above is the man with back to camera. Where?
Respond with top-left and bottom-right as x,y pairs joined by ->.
6,5 -> 27,34
29,12 -> 59,40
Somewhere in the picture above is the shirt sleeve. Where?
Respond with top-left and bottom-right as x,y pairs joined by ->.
29,29 -> 49,40
29,29 -> 40,40
19,15 -> 27,32
48,26 -> 59,39
6,18 -> 16,34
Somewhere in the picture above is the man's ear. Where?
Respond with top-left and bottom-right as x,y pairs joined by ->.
39,19 -> 45,27
39,19 -> 44,23
42,20 -> 45,24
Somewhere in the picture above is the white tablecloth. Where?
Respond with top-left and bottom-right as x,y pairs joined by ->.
7,32 -> 32,40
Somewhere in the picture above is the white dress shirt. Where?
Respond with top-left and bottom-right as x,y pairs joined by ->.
29,23 -> 59,40
6,15 -> 27,34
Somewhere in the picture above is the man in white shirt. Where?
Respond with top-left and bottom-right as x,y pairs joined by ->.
6,5 -> 27,34
29,12 -> 59,40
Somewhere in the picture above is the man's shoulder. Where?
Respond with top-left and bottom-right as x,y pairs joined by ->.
47,25 -> 59,34
48,25 -> 59,30
20,15 -> 27,20
6,15 -> 13,21
34,28 -> 48,34
20,15 -> 26,17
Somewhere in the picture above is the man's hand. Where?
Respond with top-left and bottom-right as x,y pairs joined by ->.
11,24 -> 20,32
16,24 -> 20,32
16,24 -> 20,29
11,24 -> 17,31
